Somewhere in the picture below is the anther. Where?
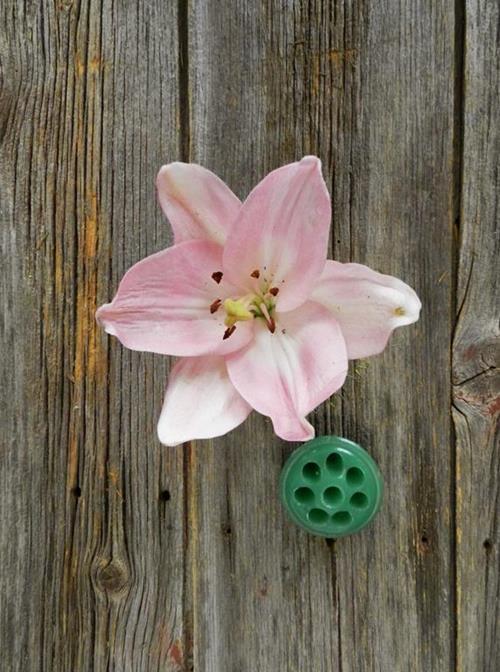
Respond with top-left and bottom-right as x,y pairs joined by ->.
211,271 -> 223,284
269,287 -> 279,296
210,298 -> 222,314
223,325 -> 236,340
250,269 -> 260,279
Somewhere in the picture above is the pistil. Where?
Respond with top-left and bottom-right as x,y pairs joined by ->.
223,297 -> 254,327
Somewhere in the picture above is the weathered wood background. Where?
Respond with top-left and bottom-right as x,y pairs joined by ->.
1,1 -> 498,670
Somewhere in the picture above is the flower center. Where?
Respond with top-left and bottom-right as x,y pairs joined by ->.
210,268 -> 280,339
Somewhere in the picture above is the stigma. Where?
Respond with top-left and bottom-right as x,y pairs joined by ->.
223,298 -> 254,327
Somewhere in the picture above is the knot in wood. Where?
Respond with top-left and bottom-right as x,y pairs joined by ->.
96,558 -> 130,595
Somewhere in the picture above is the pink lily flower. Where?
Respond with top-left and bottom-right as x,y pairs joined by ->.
96,157 -> 421,445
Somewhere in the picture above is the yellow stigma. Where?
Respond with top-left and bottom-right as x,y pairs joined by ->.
223,298 -> 254,327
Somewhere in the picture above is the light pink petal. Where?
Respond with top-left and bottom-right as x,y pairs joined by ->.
96,240 -> 253,357
157,356 -> 252,446
311,260 -> 422,359
226,301 -> 348,442
222,156 -> 331,311
156,162 -> 241,244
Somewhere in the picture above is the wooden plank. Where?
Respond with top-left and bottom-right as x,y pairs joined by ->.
4,1 -> 498,670
186,3 -> 346,669
187,1 -> 456,671
0,2 -> 185,670
335,2 -> 457,670
453,1 -> 500,670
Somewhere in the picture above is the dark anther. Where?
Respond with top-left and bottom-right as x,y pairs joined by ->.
223,325 -> 236,340
250,269 -> 260,278
210,298 -> 222,314
211,271 -> 223,284
269,287 -> 279,296
268,318 -> 276,334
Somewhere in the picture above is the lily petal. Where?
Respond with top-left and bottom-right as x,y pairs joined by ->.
96,240 -> 253,357
223,156 -> 331,311
226,301 -> 348,442
156,162 -> 241,244
311,260 -> 421,359
157,356 -> 252,446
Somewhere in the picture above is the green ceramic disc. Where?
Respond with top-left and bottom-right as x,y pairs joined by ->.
280,436 -> 383,538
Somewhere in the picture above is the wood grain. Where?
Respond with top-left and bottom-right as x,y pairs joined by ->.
453,1 -> 500,670
0,2 -> 186,670
333,1 -> 459,669
187,1 -> 457,671
0,1 -> 498,671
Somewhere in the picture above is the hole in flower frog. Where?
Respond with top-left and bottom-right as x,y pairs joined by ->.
326,452 -> 343,475
332,511 -> 352,526
323,486 -> 343,506
294,487 -> 314,505
346,467 -> 364,487
350,492 -> 369,509
303,462 -> 321,481
308,508 -> 328,525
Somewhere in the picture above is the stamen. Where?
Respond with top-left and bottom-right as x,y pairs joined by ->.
223,325 -> 236,340
269,287 -> 279,296
259,302 -> 276,333
210,298 -> 222,314
211,271 -> 223,284
250,269 -> 260,278
260,302 -> 271,322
